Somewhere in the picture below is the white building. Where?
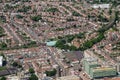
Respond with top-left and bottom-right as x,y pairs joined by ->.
0,56 -> 3,66
92,4 -> 110,9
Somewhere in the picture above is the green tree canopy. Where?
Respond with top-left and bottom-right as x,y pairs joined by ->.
0,77 -> 6,80
45,69 -> 57,77
29,68 -> 35,74
29,74 -> 38,80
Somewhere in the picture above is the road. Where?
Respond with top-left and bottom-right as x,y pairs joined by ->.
46,47 -> 68,77
65,4 -> 98,27
10,13 -> 41,43
4,23 -> 23,44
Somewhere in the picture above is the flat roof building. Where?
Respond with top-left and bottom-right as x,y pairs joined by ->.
56,75 -> 81,80
83,57 -> 100,75
92,4 -> 110,9
90,67 -> 117,78
83,57 -> 117,79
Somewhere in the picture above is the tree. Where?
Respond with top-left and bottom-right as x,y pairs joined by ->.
0,42 -> 7,49
69,45 -> 77,51
31,15 -> 42,22
0,77 -> 6,80
17,5 -> 31,12
16,15 -> 23,19
12,62 -> 18,67
29,68 -> 35,74
72,11 -> 81,16
47,8 -> 59,13
83,40 -> 93,48
109,9 -> 112,15
29,74 -> 38,80
45,69 -> 57,77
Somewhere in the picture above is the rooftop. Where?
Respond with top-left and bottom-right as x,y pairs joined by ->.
46,41 -> 57,46
56,75 -> 81,80
93,67 -> 116,72
84,57 -> 98,64
104,77 -> 120,80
